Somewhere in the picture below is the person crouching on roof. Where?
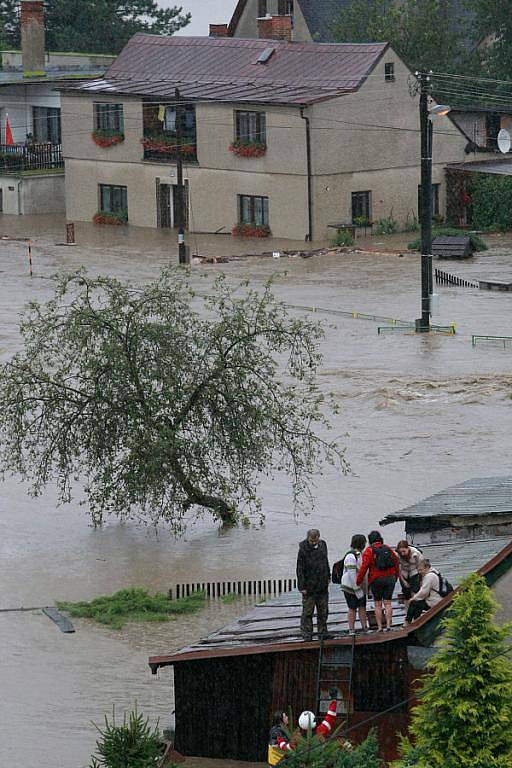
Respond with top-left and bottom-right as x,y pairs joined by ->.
275,699 -> 338,754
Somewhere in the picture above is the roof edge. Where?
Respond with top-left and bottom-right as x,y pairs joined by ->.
148,537 -> 512,672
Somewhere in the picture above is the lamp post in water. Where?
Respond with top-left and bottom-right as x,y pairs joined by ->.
416,70 -> 450,331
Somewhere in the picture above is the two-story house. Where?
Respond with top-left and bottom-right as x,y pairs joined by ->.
0,0 -> 112,215
61,34 -> 468,241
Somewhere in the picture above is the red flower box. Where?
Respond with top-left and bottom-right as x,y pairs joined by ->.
232,223 -> 271,237
141,138 -> 196,157
93,212 -> 127,226
229,140 -> 267,158
92,131 -> 124,148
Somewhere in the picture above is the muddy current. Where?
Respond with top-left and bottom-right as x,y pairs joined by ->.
1,216 -> 511,767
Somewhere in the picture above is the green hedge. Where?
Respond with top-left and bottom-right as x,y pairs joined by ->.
470,174 -> 512,231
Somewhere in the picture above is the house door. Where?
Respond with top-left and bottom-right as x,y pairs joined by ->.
159,183 -> 173,228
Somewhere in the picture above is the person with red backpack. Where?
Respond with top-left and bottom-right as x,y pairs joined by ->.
356,530 -> 399,632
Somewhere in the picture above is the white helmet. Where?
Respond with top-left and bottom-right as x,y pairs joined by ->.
298,711 -> 316,730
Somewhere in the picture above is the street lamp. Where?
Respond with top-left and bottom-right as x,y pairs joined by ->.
416,71 -> 451,331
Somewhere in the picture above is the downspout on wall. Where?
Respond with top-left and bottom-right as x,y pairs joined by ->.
300,106 -> 313,241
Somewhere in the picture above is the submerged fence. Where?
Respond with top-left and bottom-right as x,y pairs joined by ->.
435,268 -> 479,289
169,577 -> 297,601
472,335 -> 512,349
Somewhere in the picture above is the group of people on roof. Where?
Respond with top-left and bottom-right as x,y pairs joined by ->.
297,527 -> 451,638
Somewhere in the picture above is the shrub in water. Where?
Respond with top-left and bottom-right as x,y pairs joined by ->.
330,230 -> 354,247
375,216 -> 398,235
57,587 -> 205,629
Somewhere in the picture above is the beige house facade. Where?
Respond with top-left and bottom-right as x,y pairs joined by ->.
62,35 -> 468,241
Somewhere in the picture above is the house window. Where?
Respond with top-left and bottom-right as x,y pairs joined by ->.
163,105 -> 196,137
235,111 -> 266,143
99,184 -> 128,215
352,191 -> 372,223
384,62 -> 395,82
418,184 -> 440,216
258,0 -> 267,16
94,103 -> 124,133
32,106 -> 61,144
278,0 -> 293,14
239,194 -> 269,226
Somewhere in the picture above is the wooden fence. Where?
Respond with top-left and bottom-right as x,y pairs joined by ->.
169,577 -> 297,601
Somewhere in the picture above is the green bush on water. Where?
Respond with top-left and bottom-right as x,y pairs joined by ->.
57,587 -> 205,629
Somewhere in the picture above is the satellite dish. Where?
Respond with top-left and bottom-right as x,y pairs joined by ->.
497,128 -> 511,154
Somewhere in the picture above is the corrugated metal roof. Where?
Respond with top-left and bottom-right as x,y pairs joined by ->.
381,476 -> 512,525
65,35 -> 388,105
149,535 -> 511,668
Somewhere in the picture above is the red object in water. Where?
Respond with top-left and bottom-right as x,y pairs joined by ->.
5,115 -> 14,145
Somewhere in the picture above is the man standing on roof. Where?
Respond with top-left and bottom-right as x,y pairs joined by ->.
357,530 -> 399,632
296,529 -> 333,641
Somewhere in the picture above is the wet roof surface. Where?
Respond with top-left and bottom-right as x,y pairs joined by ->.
150,536 -> 511,666
381,475 -> 512,524
447,160 -> 512,176
67,35 -> 388,105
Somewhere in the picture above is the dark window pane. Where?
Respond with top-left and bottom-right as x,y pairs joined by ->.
239,195 -> 269,226
95,104 -> 124,133
385,62 -> 395,82
258,0 -> 267,16
99,184 -> 127,215
352,191 -> 371,222
235,111 -> 266,143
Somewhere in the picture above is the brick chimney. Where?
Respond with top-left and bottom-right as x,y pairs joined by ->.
21,1 -> 45,75
258,15 -> 292,41
209,24 -> 229,37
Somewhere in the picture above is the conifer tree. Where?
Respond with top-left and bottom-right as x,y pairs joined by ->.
394,573 -> 512,768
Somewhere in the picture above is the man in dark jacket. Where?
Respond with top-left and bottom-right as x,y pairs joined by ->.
296,528 -> 332,641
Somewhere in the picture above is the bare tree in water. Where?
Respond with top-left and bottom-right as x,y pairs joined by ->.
0,270 -> 347,534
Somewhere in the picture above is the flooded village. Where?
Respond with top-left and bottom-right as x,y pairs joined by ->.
2,2 -> 512,768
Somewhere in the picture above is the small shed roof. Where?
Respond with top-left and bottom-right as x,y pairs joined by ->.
447,159 -> 512,176
149,535 -> 512,670
64,35 -> 389,105
380,476 -> 512,526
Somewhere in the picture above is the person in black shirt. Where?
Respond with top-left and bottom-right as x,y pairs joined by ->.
296,528 -> 332,641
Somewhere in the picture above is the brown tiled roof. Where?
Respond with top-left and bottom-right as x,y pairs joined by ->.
69,35 -> 388,106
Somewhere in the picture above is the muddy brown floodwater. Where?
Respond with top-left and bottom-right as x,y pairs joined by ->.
1,215 -> 511,767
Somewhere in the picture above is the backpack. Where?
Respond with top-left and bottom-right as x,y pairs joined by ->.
332,550 -> 354,584
331,559 -> 344,584
435,571 -> 454,598
372,543 -> 395,570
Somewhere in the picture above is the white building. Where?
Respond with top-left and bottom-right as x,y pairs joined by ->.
0,1 -> 112,215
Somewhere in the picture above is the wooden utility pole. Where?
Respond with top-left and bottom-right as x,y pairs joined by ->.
418,71 -> 433,331
175,88 -> 189,265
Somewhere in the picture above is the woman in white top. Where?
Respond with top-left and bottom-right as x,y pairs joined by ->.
396,540 -> 424,603
405,559 -> 443,624
341,534 -> 369,634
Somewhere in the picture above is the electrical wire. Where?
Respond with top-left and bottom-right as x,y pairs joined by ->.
280,641 -> 512,764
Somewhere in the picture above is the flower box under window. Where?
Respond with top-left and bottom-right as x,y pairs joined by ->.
230,140 -> 267,158
92,129 -> 125,148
